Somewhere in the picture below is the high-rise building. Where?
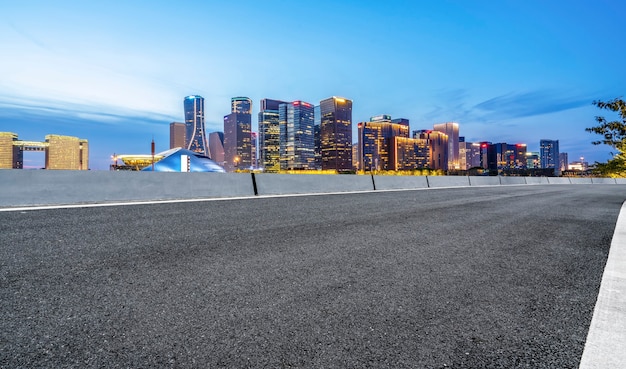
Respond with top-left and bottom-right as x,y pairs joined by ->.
184,95 -> 208,156
45,135 -> 89,170
170,122 -> 186,149
526,152 -> 540,169
224,97 -> 252,171
0,132 -> 87,170
0,132 -> 22,169
320,96 -> 353,172
314,105 -> 322,170
390,136 -> 429,170
279,101 -> 315,170
540,139 -> 560,175
208,132 -> 225,166
251,132 -> 258,169
391,118 -> 409,126
357,116 -> 409,171
433,122 -> 459,170
258,98 -> 287,173
459,137 -> 469,170
559,152 -> 568,171
413,130 -> 449,170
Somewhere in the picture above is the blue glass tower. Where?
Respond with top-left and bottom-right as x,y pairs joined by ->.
279,101 -> 315,170
184,95 -> 208,156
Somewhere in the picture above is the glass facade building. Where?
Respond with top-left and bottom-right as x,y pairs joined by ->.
357,116 -> 409,171
208,131 -> 225,166
433,122 -> 459,170
540,139 -> 560,175
320,96 -> 352,172
224,97 -> 252,172
279,101 -> 315,170
314,105 -> 321,170
390,136 -> 429,170
258,99 -> 287,173
413,130 -> 449,171
184,95 -> 208,156
169,122 -> 186,149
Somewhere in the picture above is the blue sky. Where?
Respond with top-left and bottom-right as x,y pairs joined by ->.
1,0 -> 624,170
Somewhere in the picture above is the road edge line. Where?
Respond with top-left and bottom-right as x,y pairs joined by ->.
579,201 -> 626,368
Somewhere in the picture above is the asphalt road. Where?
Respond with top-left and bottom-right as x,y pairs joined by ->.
1,185 -> 625,368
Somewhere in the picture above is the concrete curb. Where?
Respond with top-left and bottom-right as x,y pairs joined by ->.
579,201 -> 626,368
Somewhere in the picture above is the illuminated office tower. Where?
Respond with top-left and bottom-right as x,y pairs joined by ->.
258,99 -> 286,172
314,105 -> 321,169
320,96 -> 352,172
540,139 -> 560,175
459,139 -> 481,170
170,122 -> 186,149
45,135 -> 88,170
433,122 -> 459,170
208,131 -> 225,165
413,130 -> 449,170
279,101 -> 315,170
390,136 -> 429,170
526,152 -> 540,169
224,97 -> 252,171
251,132 -> 258,169
184,95 -> 208,155
357,115 -> 409,171
0,132 -> 22,169
559,152 -> 568,171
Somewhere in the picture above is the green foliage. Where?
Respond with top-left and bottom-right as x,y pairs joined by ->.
586,97 -> 626,177
586,98 -> 626,148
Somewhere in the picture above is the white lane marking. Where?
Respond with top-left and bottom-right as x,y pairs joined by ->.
0,189 -> 386,212
579,201 -> 626,368
0,183 -> 548,212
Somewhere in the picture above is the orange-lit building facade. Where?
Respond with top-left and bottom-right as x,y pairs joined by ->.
357,116 -> 409,171
412,130 -> 449,170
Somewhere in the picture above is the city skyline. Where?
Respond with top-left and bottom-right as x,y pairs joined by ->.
0,1 -> 624,169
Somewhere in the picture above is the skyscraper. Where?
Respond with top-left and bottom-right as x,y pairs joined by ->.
224,97 -> 252,171
314,105 -> 322,170
540,139 -> 560,175
559,152 -> 568,171
258,99 -> 287,173
0,132 -> 21,169
390,136 -> 429,170
45,135 -> 89,170
170,122 -> 186,149
184,95 -> 208,156
279,101 -> 315,170
413,130 -> 449,171
433,122 -> 459,170
251,132 -> 258,169
320,96 -> 353,172
208,131 -> 225,165
357,116 -> 409,171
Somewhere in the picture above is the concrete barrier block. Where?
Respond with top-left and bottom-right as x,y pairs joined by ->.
468,176 -> 500,186
499,177 -> 527,185
547,177 -> 571,184
0,170 -> 255,207
569,178 -> 593,184
615,178 -> 626,185
426,176 -> 470,188
524,177 -> 549,184
254,173 -> 373,195
373,175 -> 429,190
592,177 -> 617,184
